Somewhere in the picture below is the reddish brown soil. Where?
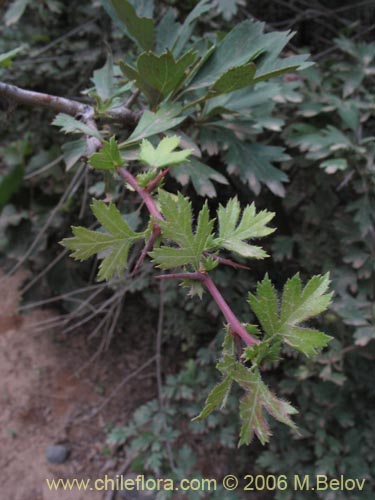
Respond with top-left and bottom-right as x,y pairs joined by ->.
0,271 -> 155,500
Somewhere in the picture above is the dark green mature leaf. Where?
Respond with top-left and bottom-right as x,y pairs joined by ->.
171,158 -> 229,198
287,124 -> 353,160
109,0 -> 154,51
89,137 -> 123,171
189,20 -> 311,92
120,50 -> 197,106
209,63 -> 256,96
225,141 -> 289,196
124,105 -> 186,145
61,200 -> 144,281
172,0 -> 212,58
150,190 -> 215,270
188,20 -> 264,91
155,9 -> 180,54
216,197 -> 275,259
52,114 -> 102,140
249,274 -> 333,356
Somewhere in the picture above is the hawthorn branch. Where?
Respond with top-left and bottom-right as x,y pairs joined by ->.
0,81 -> 139,125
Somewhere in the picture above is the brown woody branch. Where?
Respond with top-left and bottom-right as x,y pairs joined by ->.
0,81 -> 139,125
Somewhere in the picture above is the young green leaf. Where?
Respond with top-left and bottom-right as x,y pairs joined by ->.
216,197 -> 275,259
237,369 -> 298,446
249,273 -> 333,356
61,200 -> 144,281
89,137 -> 123,171
150,190 -> 215,270
139,136 -> 192,168
192,376 -> 232,421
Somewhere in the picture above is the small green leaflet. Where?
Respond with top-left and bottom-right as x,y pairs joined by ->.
150,190 -> 215,270
61,200 -> 144,281
195,332 -> 297,446
236,367 -> 298,446
52,113 -> 102,140
89,137 -> 124,171
193,330 -> 236,421
249,273 -> 333,356
124,105 -> 186,145
139,136 -> 192,168
216,197 -> 275,259
192,376 -> 232,421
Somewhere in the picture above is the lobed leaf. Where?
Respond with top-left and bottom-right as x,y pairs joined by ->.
61,200 -> 144,281
249,273 -> 333,356
216,197 -> 275,259
52,113 -> 102,140
124,105 -> 186,145
109,0 -> 154,51
150,190 -> 215,270
139,136 -> 192,168
89,137 -> 123,171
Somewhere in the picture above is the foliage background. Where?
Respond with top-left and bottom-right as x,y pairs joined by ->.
1,1 -> 374,499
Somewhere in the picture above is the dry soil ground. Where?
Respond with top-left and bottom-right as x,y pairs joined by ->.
0,270 -> 155,500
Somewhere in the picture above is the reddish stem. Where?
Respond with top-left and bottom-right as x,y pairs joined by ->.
118,167 -> 163,220
205,253 -> 250,270
120,167 -> 258,347
145,168 -> 171,192
131,224 -> 161,276
201,274 -> 259,346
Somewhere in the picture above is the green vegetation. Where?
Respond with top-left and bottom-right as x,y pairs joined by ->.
1,0 -> 374,498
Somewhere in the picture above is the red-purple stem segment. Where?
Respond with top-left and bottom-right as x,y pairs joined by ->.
157,272 -> 259,346
131,224 -> 161,276
119,166 -> 258,347
118,167 -> 163,220
145,168 -> 171,193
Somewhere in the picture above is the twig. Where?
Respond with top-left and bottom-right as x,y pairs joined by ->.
145,168 -> 171,192
0,81 -> 138,124
118,167 -> 163,220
